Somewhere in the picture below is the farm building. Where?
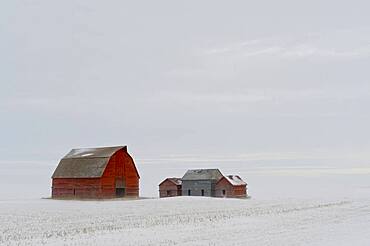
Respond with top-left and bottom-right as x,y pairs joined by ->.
181,169 -> 223,197
51,146 -> 140,199
215,175 -> 247,198
158,178 -> 182,198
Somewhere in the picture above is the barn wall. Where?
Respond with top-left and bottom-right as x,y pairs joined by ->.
233,185 -> 247,198
123,151 -> 140,197
100,154 -> 116,198
215,178 -> 233,198
52,178 -> 101,199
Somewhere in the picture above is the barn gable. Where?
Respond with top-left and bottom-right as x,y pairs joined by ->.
52,146 -> 129,178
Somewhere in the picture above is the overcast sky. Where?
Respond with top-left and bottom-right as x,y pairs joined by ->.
1,1 -> 370,164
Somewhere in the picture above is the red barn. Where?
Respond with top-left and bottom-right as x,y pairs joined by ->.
51,146 -> 140,199
158,178 -> 182,198
215,175 -> 247,198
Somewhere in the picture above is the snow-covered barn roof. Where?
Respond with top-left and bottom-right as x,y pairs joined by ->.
223,175 -> 247,186
52,146 -> 126,178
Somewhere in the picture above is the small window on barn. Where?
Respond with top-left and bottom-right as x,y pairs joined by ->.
188,189 -> 191,196
201,189 -> 205,196
222,190 -> 226,196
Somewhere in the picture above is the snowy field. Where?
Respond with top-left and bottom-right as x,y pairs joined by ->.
1,161 -> 370,245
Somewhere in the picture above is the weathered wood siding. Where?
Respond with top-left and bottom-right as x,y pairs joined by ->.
159,180 -> 182,198
182,180 -> 217,197
52,178 -> 101,198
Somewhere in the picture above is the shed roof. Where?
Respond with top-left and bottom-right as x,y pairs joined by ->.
222,175 -> 247,186
182,169 -> 223,181
52,146 -> 126,178
159,178 -> 182,186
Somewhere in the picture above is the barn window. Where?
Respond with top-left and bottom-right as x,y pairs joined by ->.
188,189 -> 191,196
222,190 -> 226,196
201,189 -> 205,196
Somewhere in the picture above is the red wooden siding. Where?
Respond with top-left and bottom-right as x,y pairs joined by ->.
215,177 -> 247,198
52,178 -> 101,198
100,149 -> 139,198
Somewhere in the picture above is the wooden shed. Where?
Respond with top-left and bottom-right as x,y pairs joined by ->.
158,178 -> 182,198
51,146 -> 140,199
215,175 -> 247,198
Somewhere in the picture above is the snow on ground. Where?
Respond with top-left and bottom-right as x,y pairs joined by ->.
1,161 -> 370,245
1,197 -> 370,245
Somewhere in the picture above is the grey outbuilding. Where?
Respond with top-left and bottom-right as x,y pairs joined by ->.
181,169 -> 223,197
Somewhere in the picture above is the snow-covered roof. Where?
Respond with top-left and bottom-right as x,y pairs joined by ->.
159,178 -> 182,186
182,169 -> 223,181
224,175 -> 247,186
168,178 -> 182,185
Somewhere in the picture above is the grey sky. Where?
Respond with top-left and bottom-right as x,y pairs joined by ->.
1,1 -> 370,163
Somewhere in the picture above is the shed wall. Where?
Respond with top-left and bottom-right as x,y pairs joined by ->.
182,180 -> 216,197
215,178 -> 247,198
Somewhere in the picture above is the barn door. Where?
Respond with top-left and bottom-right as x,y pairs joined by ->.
116,188 -> 125,197
115,177 -> 126,197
